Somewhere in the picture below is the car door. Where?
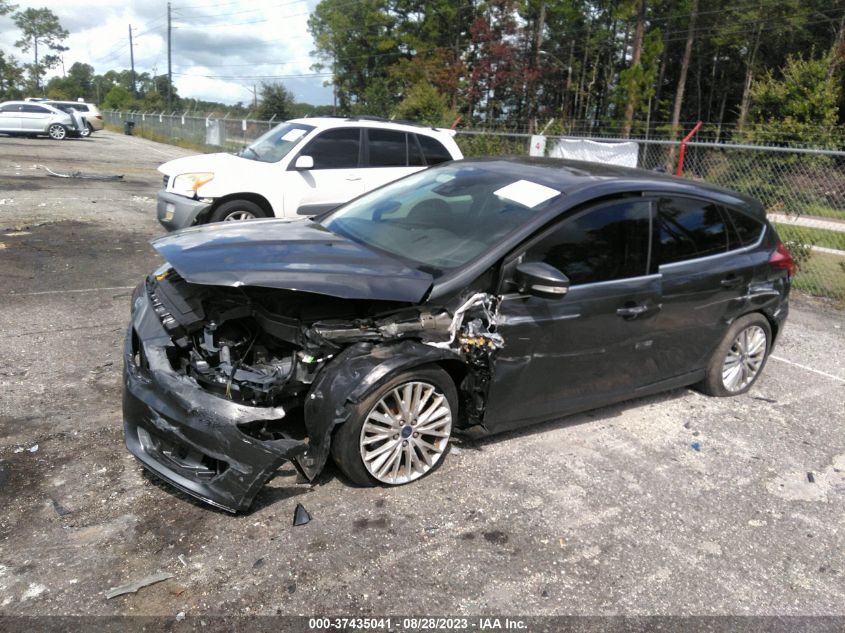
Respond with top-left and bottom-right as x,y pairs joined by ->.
284,127 -> 367,217
649,195 -> 758,376
363,128 -> 425,191
0,104 -> 22,131
19,104 -> 52,132
483,197 -> 664,431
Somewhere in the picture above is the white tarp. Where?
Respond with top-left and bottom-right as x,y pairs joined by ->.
549,138 -> 639,168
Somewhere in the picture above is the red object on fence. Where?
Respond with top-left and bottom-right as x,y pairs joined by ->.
450,115 -> 463,130
675,120 -> 703,176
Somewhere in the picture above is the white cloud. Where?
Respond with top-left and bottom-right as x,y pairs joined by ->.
0,0 -> 332,105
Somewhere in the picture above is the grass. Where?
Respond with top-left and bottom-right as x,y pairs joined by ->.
104,123 -> 215,154
798,203 -> 845,221
773,223 -> 845,252
791,250 -> 845,303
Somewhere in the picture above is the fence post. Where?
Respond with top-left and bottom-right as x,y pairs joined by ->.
676,120 -> 703,176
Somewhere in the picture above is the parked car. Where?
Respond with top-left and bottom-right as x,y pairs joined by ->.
0,101 -> 80,140
155,116 -> 463,231
124,157 -> 794,512
44,100 -> 104,137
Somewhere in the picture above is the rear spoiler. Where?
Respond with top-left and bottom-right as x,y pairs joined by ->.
435,128 -> 457,138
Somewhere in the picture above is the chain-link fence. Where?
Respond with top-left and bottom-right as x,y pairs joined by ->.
103,110 -> 845,304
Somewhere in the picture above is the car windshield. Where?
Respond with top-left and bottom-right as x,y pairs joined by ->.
238,122 -> 315,163
321,164 -> 564,276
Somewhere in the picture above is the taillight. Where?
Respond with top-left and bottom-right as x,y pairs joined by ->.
769,240 -> 796,279
95,115 -> 103,120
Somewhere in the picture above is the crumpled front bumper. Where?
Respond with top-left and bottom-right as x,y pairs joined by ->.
157,190 -> 210,232
122,291 -> 308,513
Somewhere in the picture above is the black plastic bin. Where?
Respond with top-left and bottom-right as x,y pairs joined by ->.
124,121 -> 136,135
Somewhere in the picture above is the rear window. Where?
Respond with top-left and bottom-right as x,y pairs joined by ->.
725,207 -> 764,247
416,134 -> 452,165
368,129 -> 408,167
22,104 -> 49,113
658,197 -> 729,265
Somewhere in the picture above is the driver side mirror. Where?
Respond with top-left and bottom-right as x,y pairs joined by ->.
294,155 -> 314,170
514,262 -> 570,299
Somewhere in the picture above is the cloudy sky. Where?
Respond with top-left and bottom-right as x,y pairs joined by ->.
0,0 -> 333,106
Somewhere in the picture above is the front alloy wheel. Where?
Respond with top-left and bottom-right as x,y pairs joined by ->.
360,381 -> 452,484
331,365 -> 457,486
48,124 -> 67,140
223,210 -> 256,221
79,124 -> 91,138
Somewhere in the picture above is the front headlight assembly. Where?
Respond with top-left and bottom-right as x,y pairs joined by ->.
172,172 -> 214,197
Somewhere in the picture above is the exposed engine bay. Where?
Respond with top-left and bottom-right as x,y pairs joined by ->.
146,267 -> 503,418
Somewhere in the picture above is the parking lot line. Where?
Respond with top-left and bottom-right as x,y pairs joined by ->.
7,285 -> 136,297
770,354 -> 845,384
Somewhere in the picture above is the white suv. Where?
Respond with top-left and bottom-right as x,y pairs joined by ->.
156,117 -> 463,231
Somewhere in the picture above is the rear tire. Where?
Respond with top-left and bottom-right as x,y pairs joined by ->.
696,313 -> 772,397
331,365 -> 457,487
48,124 -> 67,140
207,199 -> 268,223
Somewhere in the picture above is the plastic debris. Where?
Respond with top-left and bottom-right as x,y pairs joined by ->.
51,498 -> 72,516
28,444 -> 38,453
691,442 -> 701,452
105,572 -> 174,599
178,554 -> 187,567
292,503 -> 312,526
43,166 -> 124,181
807,472 -> 815,483
176,612 -> 186,622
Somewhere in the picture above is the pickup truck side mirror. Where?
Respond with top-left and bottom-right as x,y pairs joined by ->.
294,155 -> 314,170
514,261 -> 570,299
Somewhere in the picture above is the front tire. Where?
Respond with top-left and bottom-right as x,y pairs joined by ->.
697,313 -> 772,397
48,124 -> 67,140
331,365 -> 457,486
207,199 -> 268,223
79,124 -> 92,138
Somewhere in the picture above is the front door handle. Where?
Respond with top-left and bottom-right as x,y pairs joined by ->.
721,275 -> 742,288
345,174 -> 362,181
616,302 -> 661,319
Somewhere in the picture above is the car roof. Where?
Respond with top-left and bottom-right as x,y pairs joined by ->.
1,100 -> 63,111
46,100 -> 95,105
451,156 -> 765,217
287,116 -> 454,138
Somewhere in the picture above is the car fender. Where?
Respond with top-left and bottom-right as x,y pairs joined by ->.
296,340 -> 462,480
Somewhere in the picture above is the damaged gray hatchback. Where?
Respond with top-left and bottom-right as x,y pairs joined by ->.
123,158 -> 793,512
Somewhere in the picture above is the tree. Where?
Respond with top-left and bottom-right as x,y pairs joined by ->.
393,81 -> 453,125
257,82 -> 294,120
0,50 -> 24,99
620,0 -> 646,137
102,85 -> 134,110
666,0 -> 699,168
747,50 -> 840,147
12,7 -> 68,92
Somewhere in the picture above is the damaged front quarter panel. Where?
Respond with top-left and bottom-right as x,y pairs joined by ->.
124,265 -> 505,512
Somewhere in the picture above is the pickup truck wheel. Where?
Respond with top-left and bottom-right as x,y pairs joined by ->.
331,365 -> 457,487
208,199 -> 268,223
48,124 -> 67,140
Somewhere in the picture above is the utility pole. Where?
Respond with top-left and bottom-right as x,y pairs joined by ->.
332,52 -> 337,115
531,1 -> 546,133
129,24 -> 136,98
167,1 -> 172,111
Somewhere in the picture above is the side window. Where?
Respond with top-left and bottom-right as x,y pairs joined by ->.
725,207 -> 764,247
302,128 -> 361,169
658,197 -> 729,265
525,200 -> 652,286
416,134 -> 452,165
0,104 -> 20,112
22,104 -> 49,113
368,129 -> 407,167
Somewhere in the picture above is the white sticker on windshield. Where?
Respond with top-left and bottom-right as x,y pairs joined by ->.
494,179 -> 560,208
281,129 -> 307,142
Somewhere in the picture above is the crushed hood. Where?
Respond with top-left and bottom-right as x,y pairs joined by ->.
151,219 -> 433,303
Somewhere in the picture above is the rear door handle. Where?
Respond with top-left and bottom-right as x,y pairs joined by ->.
721,275 -> 742,288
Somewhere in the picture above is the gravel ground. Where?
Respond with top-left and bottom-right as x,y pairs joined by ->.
0,131 -> 843,621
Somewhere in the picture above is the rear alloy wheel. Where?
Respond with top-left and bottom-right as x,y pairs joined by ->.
48,124 -> 67,140
697,313 -> 771,397
207,199 -> 268,223
331,366 -> 457,486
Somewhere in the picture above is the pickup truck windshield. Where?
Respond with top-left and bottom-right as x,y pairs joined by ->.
239,122 -> 315,163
